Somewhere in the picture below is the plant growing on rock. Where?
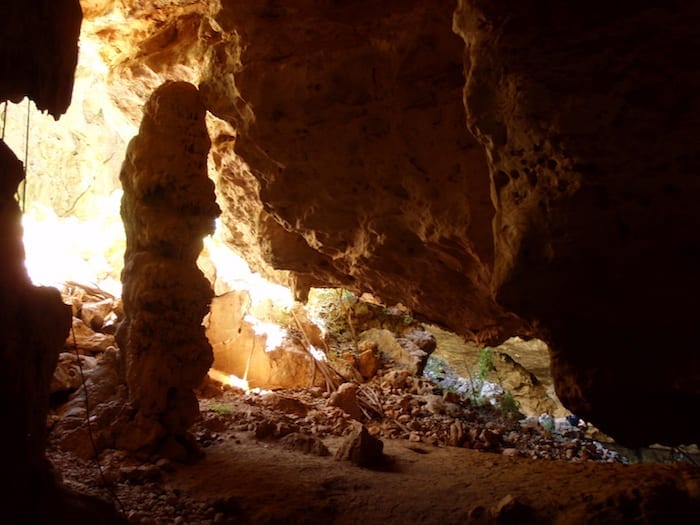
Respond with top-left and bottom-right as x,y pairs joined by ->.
497,391 -> 521,419
476,347 -> 496,381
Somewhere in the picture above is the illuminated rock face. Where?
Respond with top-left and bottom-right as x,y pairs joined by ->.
206,291 -> 327,390
201,0 -> 700,446
200,0 -> 525,342
117,80 -> 221,458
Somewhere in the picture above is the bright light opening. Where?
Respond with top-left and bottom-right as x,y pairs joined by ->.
202,219 -> 295,311
22,196 -> 125,297
243,314 -> 288,352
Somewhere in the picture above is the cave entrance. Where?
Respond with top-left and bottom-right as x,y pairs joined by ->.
4,89 -> 592,466
3,91 -> 351,395
3,70 -> 618,469
2,4 -> 674,476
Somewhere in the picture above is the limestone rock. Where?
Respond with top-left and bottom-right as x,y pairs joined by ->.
335,424 -> 384,469
453,0 -> 700,446
328,382 -> 363,422
80,298 -> 114,332
67,317 -> 115,354
4,0 -> 700,458
0,0 -> 81,117
117,80 -> 220,457
206,291 -> 325,390
51,352 -> 97,394
357,345 -> 381,380
55,347 -> 129,456
280,433 -> 330,457
201,0 -> 524,340
360,327 -> 435,375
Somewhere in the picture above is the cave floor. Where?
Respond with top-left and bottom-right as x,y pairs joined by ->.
157,431 -> 699,525
47,385 -> 700,525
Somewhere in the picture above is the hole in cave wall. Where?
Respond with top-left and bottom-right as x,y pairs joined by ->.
2,93 -> 312,390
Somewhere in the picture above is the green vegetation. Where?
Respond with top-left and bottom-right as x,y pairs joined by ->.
306,288 -> 358,339
461,347 -> 521,418
476,347 -> 496,381
497,391 -> 521,419
208,403 -> 232,415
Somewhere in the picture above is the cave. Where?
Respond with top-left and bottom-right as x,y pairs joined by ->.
1,0 -> 699,524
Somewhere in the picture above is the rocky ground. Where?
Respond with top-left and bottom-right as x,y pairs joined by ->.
47,370 -> 700,525
46,283 -> 700,524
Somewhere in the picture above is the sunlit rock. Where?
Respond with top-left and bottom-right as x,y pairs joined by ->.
206,290 -> 327,390
360,327 -> 435,376
67,317 -> 115,354
200,0 -> 525,341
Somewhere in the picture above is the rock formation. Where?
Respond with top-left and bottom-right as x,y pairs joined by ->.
1,0 -> 699,493
206,291 -> 329,390
453,0 -> 700,446
117,80 -> 221,460
0,0 -> 81,118
0,1 -> 126,522
195,0 -> 700,447
199,0 -> 525,341
0,141 -> 75,524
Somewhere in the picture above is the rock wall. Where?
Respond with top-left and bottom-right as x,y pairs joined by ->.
3,0 -> 699,455
453,0 -> 700,446
206,291 -> 327,390
117,80 -> 220,460
0,141 -> 74,523
0,2 -> 126,522
200,0 -> 526,340
0,0 -> 82,118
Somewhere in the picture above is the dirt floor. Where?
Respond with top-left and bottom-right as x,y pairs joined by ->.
47,383 -> 700,525
47,285 -> 700,524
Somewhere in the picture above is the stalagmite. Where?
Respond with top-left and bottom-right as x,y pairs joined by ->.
117,80 -> 221,460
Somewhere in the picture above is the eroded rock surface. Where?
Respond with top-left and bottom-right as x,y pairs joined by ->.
0,0 -> 82,117
3,0 -> 699,457
200,0 -> 524,340
454,0 -> 700,446
117,80 -> 220,459
206,291 -> 326,390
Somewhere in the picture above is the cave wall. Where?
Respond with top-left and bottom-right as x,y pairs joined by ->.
0,0 -> 80,518
453,0 -> 700,446
199,0 -> 525,341
0,0 -> 82,118
200,0 -> 699,446
0,1 -> 128,522
0,141 -> 75,524
2,0 -> 698,462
